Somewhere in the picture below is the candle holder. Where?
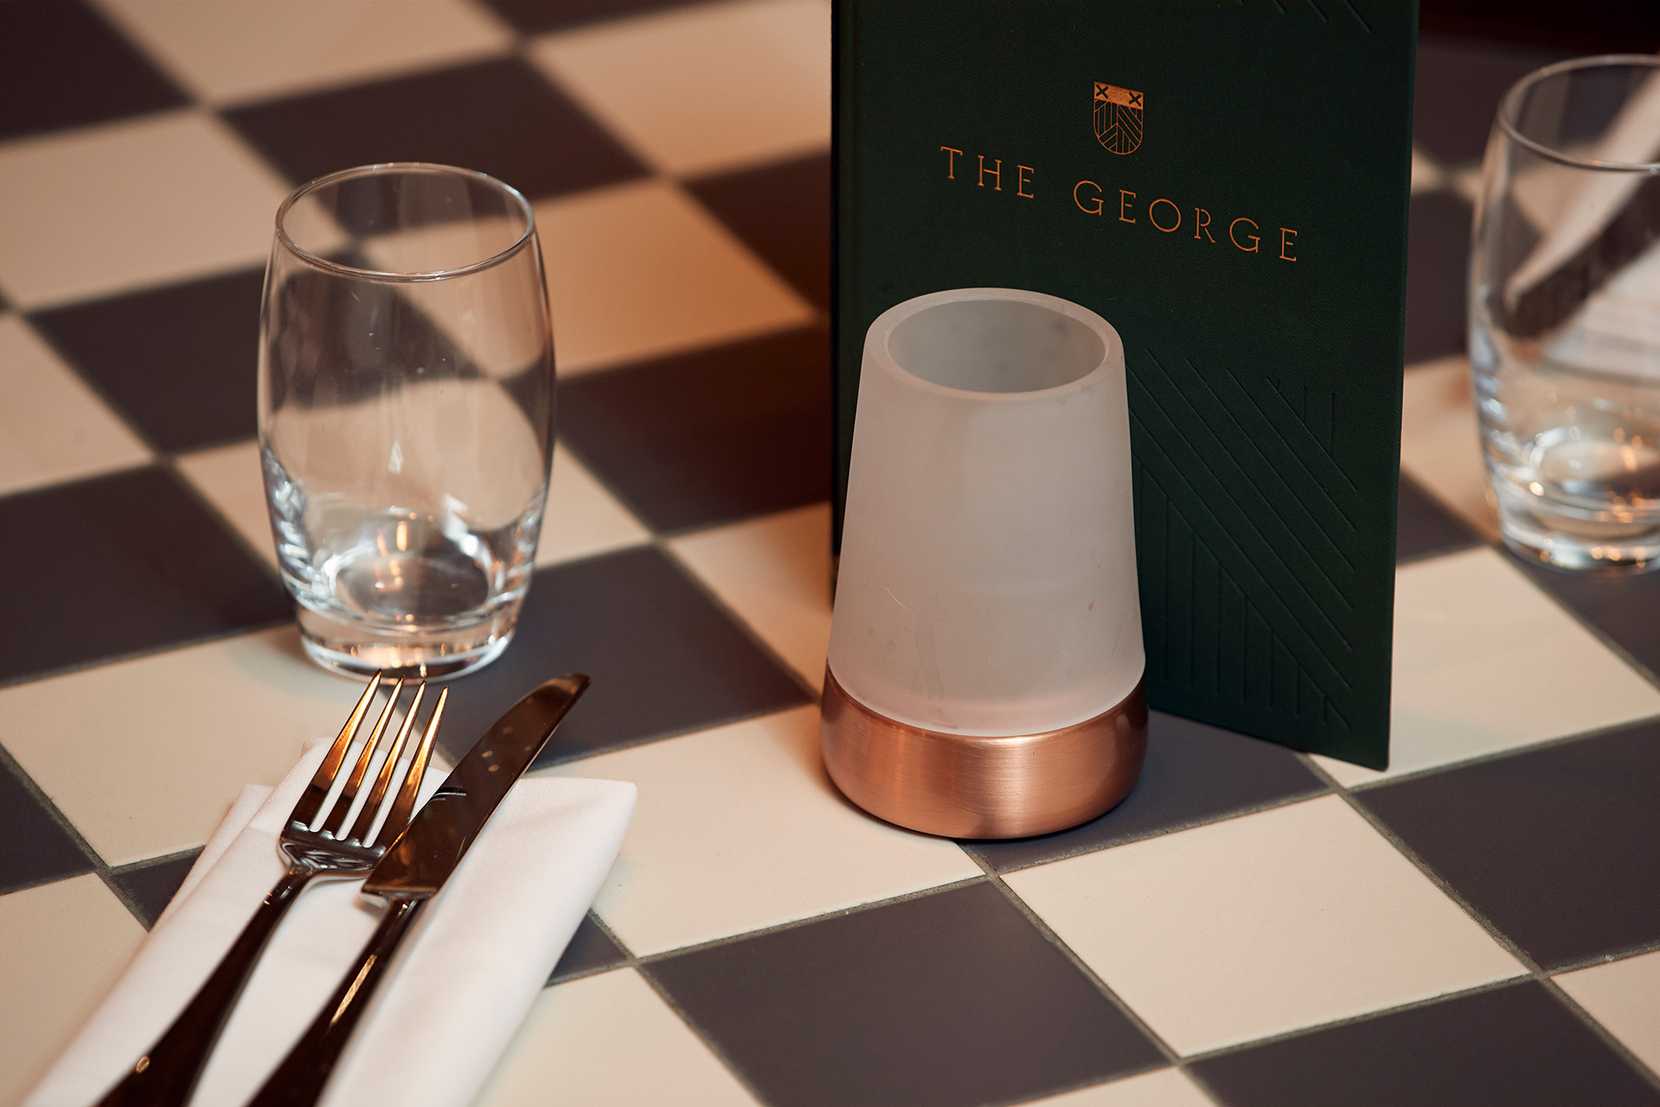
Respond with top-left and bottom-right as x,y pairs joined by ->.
823,288 -> 1147,838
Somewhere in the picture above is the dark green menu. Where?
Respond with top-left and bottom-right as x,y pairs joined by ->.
833,0 -> 1418,768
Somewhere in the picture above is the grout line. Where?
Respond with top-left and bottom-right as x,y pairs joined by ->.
1179,975 -> 1533,1065
1506,548 -> 1660,692
160,453 -> 288,587
0,616 -> 291,694
1336,710 -> 1660,794
0,743 -> 154,927
971,784 -> 1332,876
13,252 -> 270,319
657,539 -> 823,701
1299,755 -> 1660,1092
530,699 -> 813,775
632,875 -> 989,967
108,846 -> 202,875
974,1065 -> 1177,1107
961,851 -> 1226,1106
632,963 -> 777,1106
538,913 -> 777,1103
551,431 -> 824,707
1551,935 -> 1660,977
1393,536 -> 1482,568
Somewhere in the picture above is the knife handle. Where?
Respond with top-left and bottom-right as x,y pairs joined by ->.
243,898 -> 424,1107
95,865 -> 316,1107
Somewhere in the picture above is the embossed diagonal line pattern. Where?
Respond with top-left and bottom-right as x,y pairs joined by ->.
1128,401 -> 1355,690
1268,375 -> 1360,492
1339,0 -> 1374,34
1221,361 -> 1364,501
1138,462 -> 1352,731
1154,351 -> 1357,578
1131,360 -> 1355,633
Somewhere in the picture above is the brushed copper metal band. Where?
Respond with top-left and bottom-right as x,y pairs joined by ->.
820,670 -> 1148,839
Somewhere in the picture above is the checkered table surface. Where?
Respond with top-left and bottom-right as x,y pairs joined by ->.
2,3 -> 1658,1104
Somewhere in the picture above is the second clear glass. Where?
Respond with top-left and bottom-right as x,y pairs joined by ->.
1470,56 -> 1660,572
259,163 -> 555,678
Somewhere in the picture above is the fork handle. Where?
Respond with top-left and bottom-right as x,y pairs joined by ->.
95,865 -> 316,1107
243,897 -> 425,1107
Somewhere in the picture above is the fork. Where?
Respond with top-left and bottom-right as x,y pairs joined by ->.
95,672 -> 448,1107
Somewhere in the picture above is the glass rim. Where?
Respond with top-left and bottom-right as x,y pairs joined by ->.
273,161 -> 538,282
1498,54 -> 1660,174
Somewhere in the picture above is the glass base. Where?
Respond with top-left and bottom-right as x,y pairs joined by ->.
296,605 -> 516,681
1494,482 -> 1660,574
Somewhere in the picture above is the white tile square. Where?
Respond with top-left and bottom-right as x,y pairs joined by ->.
530,0 -> 830,175
0,875 -> 146,1107
95,0 -> 512,104
536,445 -> 650,567
0,317 -> 150,495
669,503 -> 830,686
175,439 -> 275,568
1315,548 -> 1660,786
474,969 -> 757,1106
1006,796 -> 1523,1056
536,180 -> 813,374
0,112 -> 290,309
0,628 -> 383,865
1019,1068 -> 1214,1107
1399,354 -> 1497,537
547,706 -> 980,955
1556,950 -> 1660,1077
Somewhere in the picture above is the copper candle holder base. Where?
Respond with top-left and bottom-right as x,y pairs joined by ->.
819,669 -> 1148,839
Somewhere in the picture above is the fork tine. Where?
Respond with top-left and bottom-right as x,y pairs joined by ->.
375,687 -> 446,846
345,682 -> 425,843
289,672 -> 382,828
321,678 -> 403,838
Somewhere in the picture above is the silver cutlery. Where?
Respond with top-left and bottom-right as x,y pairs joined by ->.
96,672 -> 447,1107
243,673 -> 590,1107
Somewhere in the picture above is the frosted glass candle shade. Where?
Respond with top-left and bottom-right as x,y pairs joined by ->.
828,287 -> 1144,736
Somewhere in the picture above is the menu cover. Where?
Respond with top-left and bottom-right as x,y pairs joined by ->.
832,0 -> 1418,768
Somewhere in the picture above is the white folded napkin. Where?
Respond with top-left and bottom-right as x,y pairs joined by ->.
25,742 -> 635,1107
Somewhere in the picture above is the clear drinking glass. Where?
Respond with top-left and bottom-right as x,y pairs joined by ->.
260,163 -> 554,678
1470,56 -> 1660,571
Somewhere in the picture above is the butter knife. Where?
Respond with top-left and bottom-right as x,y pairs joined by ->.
243,673 -> 590,1107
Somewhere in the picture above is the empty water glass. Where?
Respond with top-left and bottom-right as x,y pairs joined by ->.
1470,56 -> 1660,571
260,163 -> 554,677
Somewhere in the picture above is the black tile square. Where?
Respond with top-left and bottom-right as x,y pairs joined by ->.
1404,189 -> 1474,365
560,326 -> 830,532
1516,557 -> 1660,686
1395,473 -> 1480,563
688,153 -> 830,309
436,546 -> 809,765
112,851 -> 200,929
0,0 -> 187,141
29,267 -> 265,453
225,57 -> 646,201
0,467 -> 288,684
648,882 -> 1163,1107
1194,981 -> 1659,1107
1413,38 -> 1572,167
966,712 -> 1325,873
548,913 -> 628,984
0,758 -> 92,894
1360,719 -> 1660,969
481,0 -> 717,33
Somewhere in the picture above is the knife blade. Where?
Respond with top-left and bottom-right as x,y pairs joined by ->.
366,672 -> 589,899
245,673 -> 590,1107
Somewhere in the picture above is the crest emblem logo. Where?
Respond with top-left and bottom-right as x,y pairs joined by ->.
1092,81 -> 1145,156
